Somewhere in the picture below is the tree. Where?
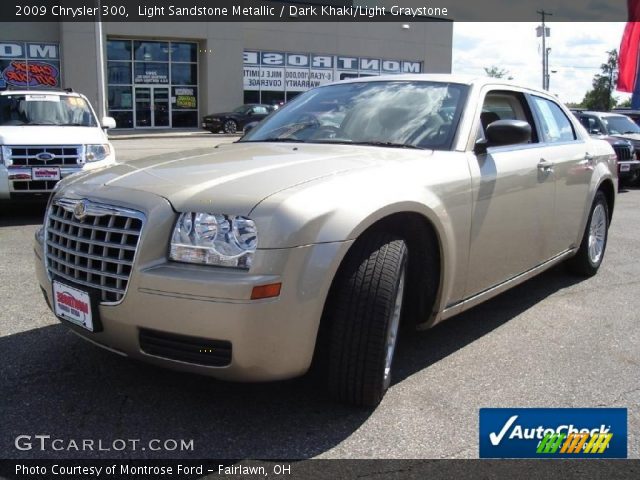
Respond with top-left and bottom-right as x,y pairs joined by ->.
618,97 -> 632,108
484,66 -> 510,79
581,50 -> 618,111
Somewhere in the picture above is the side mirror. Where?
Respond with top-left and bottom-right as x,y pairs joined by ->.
475,119 -> 531,155
590,128 -> 601,135
101,116 -> 116,130
243,121 -> 258,134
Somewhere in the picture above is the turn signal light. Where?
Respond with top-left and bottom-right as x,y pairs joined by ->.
251,283 -> 282,300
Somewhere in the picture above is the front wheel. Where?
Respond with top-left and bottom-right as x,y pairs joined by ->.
324,233 -> 408,407
223,119 -> 237,134
567,190 -> 609,276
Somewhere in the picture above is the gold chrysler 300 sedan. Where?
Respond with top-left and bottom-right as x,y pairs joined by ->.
34,75 -> 616,406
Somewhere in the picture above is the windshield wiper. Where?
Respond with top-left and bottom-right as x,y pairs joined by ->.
622,131 -> 639,134
26,122 -> 57,126
352,140 -> 425,150
243,138 -> 306,143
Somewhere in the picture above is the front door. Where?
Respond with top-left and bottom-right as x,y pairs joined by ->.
135,87 -> 170,128
464,89 -> 556,298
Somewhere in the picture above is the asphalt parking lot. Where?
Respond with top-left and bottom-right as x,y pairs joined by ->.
1,136 -> 638,459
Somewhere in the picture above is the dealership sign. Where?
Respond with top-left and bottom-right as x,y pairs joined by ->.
243,50 -> 422,92
0,42 -> 60,89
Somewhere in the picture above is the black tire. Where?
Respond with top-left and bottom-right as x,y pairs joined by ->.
567,190 -> 609,276
223,119 -> 237,134
325,233 -> 408,407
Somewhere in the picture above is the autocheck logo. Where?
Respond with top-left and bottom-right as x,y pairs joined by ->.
479,408 -> 627,458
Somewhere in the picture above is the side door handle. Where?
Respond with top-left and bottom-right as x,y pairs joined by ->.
585,153 -> 595,165
538,159 -> 554,171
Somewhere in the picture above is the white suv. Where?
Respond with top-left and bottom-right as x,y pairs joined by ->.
0,89 -> 116,201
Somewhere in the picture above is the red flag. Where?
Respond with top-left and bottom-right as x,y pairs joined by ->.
617,0 -> 640,92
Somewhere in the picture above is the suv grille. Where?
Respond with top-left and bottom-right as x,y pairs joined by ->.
139,328 -> 232,367
613,144 -> 633,161
45,199 -> 144,304
7,145 -> 82,166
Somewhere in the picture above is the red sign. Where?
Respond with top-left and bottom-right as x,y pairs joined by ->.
56,291 -> 89,314
3,61 -> 59,87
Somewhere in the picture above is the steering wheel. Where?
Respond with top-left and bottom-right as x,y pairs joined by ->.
310,125 -> 342,140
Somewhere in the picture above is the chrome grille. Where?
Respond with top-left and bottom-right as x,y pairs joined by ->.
613,144 -> 633,161
7,145 -> 82,166
45,199 -> 145,304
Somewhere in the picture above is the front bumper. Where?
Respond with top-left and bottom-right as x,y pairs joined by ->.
1,157 -> 115,200
618,160 -> 640,182
34,195 -> 351,381
202,118 -> 222,131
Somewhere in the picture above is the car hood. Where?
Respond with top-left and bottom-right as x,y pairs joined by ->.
67,142 -> 421,214
0,125 -> 108,145
611,133 -> 640,144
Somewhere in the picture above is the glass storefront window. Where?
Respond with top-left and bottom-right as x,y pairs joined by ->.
171,64 -> 197,85
172,43 -> 198,63
107,61 -> 131,85
108,110 -> 133,129
134,63 -> 169,84
107,39 -> 198,128
134,41 -> 169,62
108,86 -> 133,109
107,40 -> 132,61
172,111 -> 198,128
244,91 -> 260,104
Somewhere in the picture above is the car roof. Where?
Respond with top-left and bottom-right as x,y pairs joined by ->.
575,110 -> 626,118
0,89 -> 82,98
327,73 -> 554,97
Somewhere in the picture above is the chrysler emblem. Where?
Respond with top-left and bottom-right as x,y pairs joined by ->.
73,200 -> 88,221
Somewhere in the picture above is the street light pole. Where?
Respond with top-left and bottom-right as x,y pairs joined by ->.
537,10 -> 552,90
95,0 -> 106,119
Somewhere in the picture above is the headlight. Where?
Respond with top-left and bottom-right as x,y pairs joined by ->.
82,144 -> 111,163
170,212 -> 258,269
0,145 -> 11,166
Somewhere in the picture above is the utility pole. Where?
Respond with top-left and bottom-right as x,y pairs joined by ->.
537,10 -> 552,90
95,0 -> 106,119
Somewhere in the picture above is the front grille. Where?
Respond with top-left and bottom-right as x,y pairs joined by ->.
13,180 -> 58,191
7,145 -> 82,167
139,328 -> 232,367
613,144 -> 633,161
45,199 -> 144,304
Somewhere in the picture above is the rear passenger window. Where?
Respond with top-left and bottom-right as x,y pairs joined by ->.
532,96 -> 576,143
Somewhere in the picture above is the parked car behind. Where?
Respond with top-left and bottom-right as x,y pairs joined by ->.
572,110 -> 640,186
202,104 -> 275,134
0,89 -> 116,201
35,75 -> 616,407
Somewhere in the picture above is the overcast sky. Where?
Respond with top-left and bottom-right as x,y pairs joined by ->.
452,22 -> 629,104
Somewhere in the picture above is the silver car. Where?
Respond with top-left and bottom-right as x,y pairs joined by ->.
34,75 -> 616,406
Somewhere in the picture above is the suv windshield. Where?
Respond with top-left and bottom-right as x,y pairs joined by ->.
603,115 -> 640,135
241,81 -> 469,150
0,94 -> 97,127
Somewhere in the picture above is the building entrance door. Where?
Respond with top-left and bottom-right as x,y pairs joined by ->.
135,87 -> 170,128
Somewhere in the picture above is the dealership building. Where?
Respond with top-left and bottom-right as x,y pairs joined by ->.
0,15 -> 452,129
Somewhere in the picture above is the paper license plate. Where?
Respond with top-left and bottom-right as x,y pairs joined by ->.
32,167 -> 60,180
53,280 -> 94,331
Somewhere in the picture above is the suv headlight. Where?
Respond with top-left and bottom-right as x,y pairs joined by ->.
0,145 -> 11,166
170,212 -> 258,269
82,144 -> 111,163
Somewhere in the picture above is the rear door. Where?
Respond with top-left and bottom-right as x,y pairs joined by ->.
530,95 -> 592,254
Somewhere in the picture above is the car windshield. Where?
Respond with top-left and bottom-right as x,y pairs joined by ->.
603,115 -> 640,135
0,94 -> 97,127
233,105 -> 250,114
241,81 -> 469,150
